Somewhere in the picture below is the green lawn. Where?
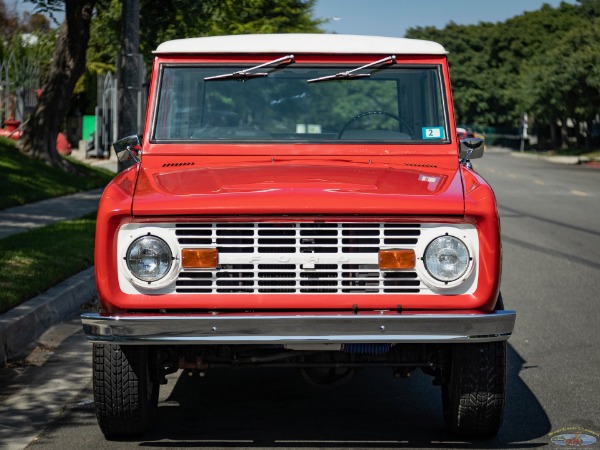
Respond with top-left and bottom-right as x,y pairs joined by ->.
0,213 -> 97,314
0,137 -> 114,313
0,137 -> 114,210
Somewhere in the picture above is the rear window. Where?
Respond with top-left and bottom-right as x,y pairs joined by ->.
153,64 -> 448,143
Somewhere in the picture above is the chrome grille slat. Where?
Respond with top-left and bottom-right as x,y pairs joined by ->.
178,275 -> 416,282
173,222 -> 424,294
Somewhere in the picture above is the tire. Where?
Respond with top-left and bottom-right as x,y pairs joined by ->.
442,340 -> 507,439
495,292 -> 504,311
441,292 -> 507,438
93,344 -> 159,439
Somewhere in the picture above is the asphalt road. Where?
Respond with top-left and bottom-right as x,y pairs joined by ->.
1,150 -> 599,450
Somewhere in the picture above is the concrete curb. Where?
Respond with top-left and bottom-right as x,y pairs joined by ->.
486,146 -> 599,166
510,151 -> 590,165
0,266 -> 96,366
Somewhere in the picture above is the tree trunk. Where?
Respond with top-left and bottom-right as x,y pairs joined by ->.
585,116 -> 594,150
19,0 -> 96,170
549,122 -> 558,149
573,119 -> 582,148
560,119 -> 569,150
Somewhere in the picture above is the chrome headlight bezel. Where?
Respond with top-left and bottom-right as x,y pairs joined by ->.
416,231 -> 476,290
119,227 -> 181,291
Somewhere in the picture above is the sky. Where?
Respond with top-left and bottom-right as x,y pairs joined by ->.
16,0 -> 578,36
313,0 -> 578,36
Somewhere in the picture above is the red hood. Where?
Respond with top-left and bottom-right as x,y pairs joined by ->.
132,157 -> 465,216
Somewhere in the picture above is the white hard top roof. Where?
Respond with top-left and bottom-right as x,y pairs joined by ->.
154,34 -> 447,56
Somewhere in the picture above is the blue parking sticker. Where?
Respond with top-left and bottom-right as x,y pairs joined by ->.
422,127 -> 445,140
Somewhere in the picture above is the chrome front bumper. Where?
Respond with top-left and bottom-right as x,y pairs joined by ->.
81,310 -> 516,345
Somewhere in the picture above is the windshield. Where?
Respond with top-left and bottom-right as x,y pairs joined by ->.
153,64 -> 448,143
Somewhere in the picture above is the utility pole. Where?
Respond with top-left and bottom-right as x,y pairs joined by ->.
117,0 -> 141,171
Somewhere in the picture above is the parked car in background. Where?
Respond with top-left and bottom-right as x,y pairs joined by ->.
456,127 -> 475,140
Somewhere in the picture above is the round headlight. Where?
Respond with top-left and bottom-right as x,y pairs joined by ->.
126,235 -> 172,282
424,235 -> 470,282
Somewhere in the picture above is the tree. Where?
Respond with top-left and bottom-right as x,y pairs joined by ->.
87,0 -> 322,70
203,0 -> 323,35
0,0 -> 20,44
19,0 -> 321,168
520,18 -> 600,148
23,12 -> 51,33
20,0 -> 97,169
407,1 -> 600,149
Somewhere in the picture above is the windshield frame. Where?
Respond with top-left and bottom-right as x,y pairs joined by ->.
146,55 -> 454,154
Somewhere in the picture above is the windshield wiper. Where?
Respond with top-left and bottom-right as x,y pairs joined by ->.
307,55 -> 396,83
204,54 -> 295,81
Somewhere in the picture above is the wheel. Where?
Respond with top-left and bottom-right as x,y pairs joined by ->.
494,292 -> 504,311
337,110 -> 414,138
441,340 -> 506,438
93,344 -> 159,439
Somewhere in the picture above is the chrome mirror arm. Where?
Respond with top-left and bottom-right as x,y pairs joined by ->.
113,135 -> 142,163
459,137 -> 485,167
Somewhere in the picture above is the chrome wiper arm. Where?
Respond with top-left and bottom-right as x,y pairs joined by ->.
307,55 -> 396,83
204,54 -> 295,81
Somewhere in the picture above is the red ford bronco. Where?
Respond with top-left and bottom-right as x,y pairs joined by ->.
82,34 -> 515,439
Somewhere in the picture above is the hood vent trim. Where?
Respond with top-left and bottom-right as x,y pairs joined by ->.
404,162 -> 438,168
162,162 -> 196,168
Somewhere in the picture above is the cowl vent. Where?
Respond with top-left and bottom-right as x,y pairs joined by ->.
404,162 -> 437,168
162,162 -> 195,168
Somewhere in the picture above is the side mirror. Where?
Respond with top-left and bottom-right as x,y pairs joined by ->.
459,137 -> 485,164
113,135 -> 142,163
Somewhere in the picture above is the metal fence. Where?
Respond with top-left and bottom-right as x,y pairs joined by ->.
94,57 -> 146,158
0,51 -> 40,125
93,72 -> 118,158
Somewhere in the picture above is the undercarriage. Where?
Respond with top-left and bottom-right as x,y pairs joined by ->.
155,343 -> 449,386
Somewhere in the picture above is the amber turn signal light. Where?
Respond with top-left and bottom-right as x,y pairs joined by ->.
379,249 -> 415,270
181,248 -> 218,269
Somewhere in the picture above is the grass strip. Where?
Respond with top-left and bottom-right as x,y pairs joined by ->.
0,213 -> 96,314
0,137 -> 114,211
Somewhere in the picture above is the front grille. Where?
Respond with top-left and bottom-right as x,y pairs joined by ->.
174,223 -> 422,294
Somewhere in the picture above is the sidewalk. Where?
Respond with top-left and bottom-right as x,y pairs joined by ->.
487,145 -> 600,167
0,188 -> 104,240
0,156 -> 116,366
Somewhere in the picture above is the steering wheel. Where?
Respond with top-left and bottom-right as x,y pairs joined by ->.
338,110 -> 414,139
